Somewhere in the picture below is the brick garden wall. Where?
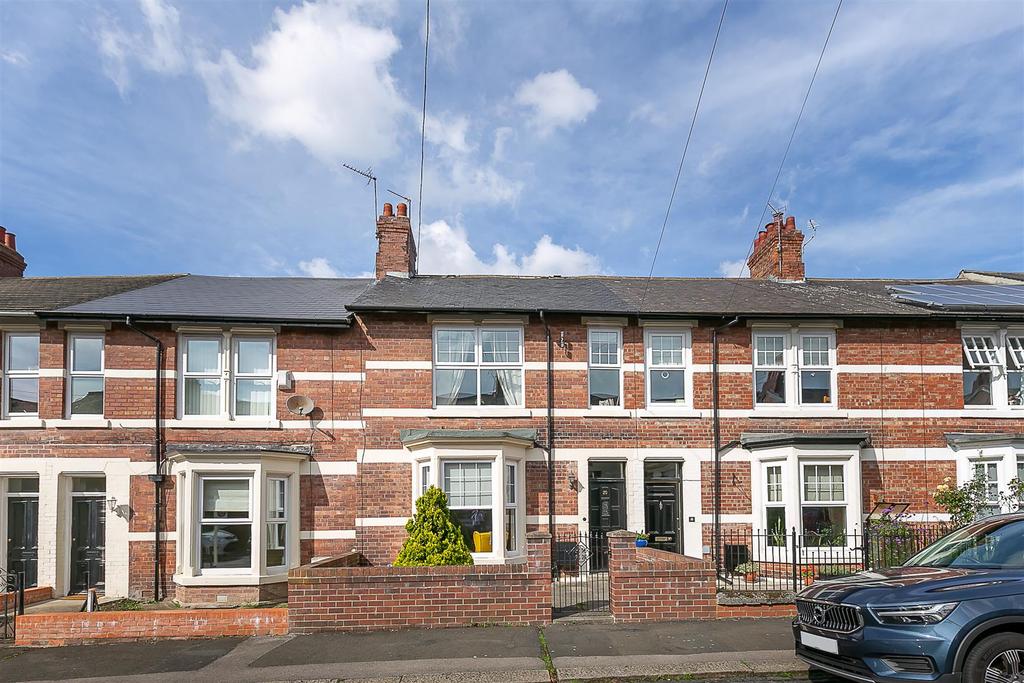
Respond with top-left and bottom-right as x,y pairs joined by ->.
607,531 -> 717,622
15,608 -> 288,647
288,531 -> 552,633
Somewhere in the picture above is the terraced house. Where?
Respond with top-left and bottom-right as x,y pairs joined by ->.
0,208 -> 1022,609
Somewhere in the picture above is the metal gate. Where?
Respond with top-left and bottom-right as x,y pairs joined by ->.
1,570 -> 25,641
552,531 -> 609,618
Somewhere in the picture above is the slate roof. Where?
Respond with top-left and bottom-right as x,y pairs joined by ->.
347,275 -> 968,318
51,274 -> 372,324
0,274 -> 182,314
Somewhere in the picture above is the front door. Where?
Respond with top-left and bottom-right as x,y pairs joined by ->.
6,496 -> 38,587
70,497 -> 105,593
588,479 -> 625,569
644,482 -> 680,553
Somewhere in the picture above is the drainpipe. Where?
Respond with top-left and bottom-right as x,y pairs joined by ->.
712,316 -> 741,578
125,317 -> 165,602
539,310 -> 555,545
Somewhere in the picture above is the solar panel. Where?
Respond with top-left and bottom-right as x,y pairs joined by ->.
888,284 -> 1024,309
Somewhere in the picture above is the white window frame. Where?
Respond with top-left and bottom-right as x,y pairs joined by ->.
643,328 -> 691,409
265,476 -> 288,572
799,462 -> 849,547
67,333 -> 105,418
588,327 -> 623,409
432,326 -> 524,409
231,336 -> 276,419
505,462 -> 518,554
961,327 -> 1024,410
196,475 -> 254,576
971,460 -> 1002,517
752,327 -> 837,409
178,332 -> 277,420
411,450 -> 525,563
3,332 -> 40,418
763,463 -> 787,545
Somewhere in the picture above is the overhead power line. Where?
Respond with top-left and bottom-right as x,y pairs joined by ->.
415,0 -> 430,272
738,0 -> 843,274
638,0 -> 729,313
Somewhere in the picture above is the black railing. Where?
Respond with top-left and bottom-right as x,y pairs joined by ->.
552,531 -> 610,617
718,525 -> 949,593
1,570 -> 25,641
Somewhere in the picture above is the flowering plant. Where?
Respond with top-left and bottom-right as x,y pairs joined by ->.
933,474 -> 988,528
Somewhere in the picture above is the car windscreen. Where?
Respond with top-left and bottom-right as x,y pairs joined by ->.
906,518 -> 1024,569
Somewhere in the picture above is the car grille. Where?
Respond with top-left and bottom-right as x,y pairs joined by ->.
796,599 -> 863,633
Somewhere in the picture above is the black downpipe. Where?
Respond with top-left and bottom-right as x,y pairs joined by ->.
539,311 -> 555,547
712,316 -> 741,578
125,317 -> 165,602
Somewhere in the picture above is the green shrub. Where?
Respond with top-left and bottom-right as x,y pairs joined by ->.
735,562 -> 759,574
394,486 -> 474,566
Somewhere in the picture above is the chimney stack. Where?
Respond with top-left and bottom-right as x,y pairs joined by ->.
746,214 -> 805,281
0,227 -> 26,277
375,202 -> 416,280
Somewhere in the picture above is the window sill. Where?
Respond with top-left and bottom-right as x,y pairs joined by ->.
50,418 -> 111,429
0,418 -> 44,429
750,408 -> 847,419
429,408 -> 531,418
585,408 -> 632,418
173,572 -> 288,586
171,418 -> 283,429
638,407 -> 700,419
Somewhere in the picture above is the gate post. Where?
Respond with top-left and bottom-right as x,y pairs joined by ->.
791,527 -> 799,593
527,531 -> 551,574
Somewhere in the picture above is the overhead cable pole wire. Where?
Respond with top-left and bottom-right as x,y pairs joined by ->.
733,0 -> 843,282
415,0 -> 430,273
637,0 -> 729,314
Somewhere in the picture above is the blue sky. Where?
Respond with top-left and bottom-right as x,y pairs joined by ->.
1,0 -> 1022,280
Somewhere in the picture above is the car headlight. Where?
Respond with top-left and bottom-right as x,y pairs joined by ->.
870,602 -> 959,625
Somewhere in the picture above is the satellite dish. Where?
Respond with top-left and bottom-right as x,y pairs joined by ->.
286,395 -> 315,416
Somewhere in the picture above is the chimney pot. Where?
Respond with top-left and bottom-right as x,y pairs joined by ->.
396,203 -> 408,217
784,216 -> 796,231
746,213 -> 805,281
382,202 -> 393,217
4,232 -> 15,251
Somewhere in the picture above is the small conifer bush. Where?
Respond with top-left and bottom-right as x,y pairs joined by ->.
394,486 -> 474,566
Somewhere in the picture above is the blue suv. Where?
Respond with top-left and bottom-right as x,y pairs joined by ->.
793,513 -> 1024,682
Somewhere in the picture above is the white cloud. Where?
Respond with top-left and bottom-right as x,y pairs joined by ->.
95,0 -> 185,95
514,69 -> 598,135
717,259 -> 747,278
1,49 -> 29,67
418,220 -> 602,275
297,257 -> 340,278
196,0 -> 406,164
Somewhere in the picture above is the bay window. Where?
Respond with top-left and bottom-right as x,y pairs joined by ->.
505,463 -> 517,553
589,329 -> 622,407
433,326 -> 523,407
199,477 -> 252,570
972,462 -> 1002,517
68,334 -> 104,416
4,332 -> 39,417
645,329 -> 689,407
180,333 -> 275,419
171,451 -> 303,588
801,464 -> 847,547
764,464 -> 786,546
266,478 -> 287,568
443,461 -> 493,553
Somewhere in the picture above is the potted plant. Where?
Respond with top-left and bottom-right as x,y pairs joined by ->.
635,531 -> 649,548
735,561 -> 759,583
800,566 -> 817,586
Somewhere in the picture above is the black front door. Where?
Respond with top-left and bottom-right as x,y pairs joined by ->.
6,497 -> 38,587
70,497 -> 105,593
644,481 -> 681,553
588,479 -> 625,569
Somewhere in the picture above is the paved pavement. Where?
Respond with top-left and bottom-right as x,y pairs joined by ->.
0,618 -> 843,683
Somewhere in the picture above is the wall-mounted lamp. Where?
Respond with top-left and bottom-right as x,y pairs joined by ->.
107,497 -> 118,512
108,497 -> 132,520
569,476 -> 583,493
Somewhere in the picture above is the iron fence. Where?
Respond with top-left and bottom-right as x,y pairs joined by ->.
717,525 -> 949,593
552,531 -> 610,617
1,570 -> 25,641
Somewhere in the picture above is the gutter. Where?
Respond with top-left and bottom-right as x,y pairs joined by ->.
712,316 -> 741,579
538,310 -> 556,547
40,313 -> 352,328
124,316 -> 165,602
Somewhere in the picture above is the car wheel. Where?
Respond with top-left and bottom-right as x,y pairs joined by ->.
964,632 -> 1024,683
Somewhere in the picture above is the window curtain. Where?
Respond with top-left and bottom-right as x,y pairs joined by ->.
444,369 -> 467,403
493,369 -> 521,405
